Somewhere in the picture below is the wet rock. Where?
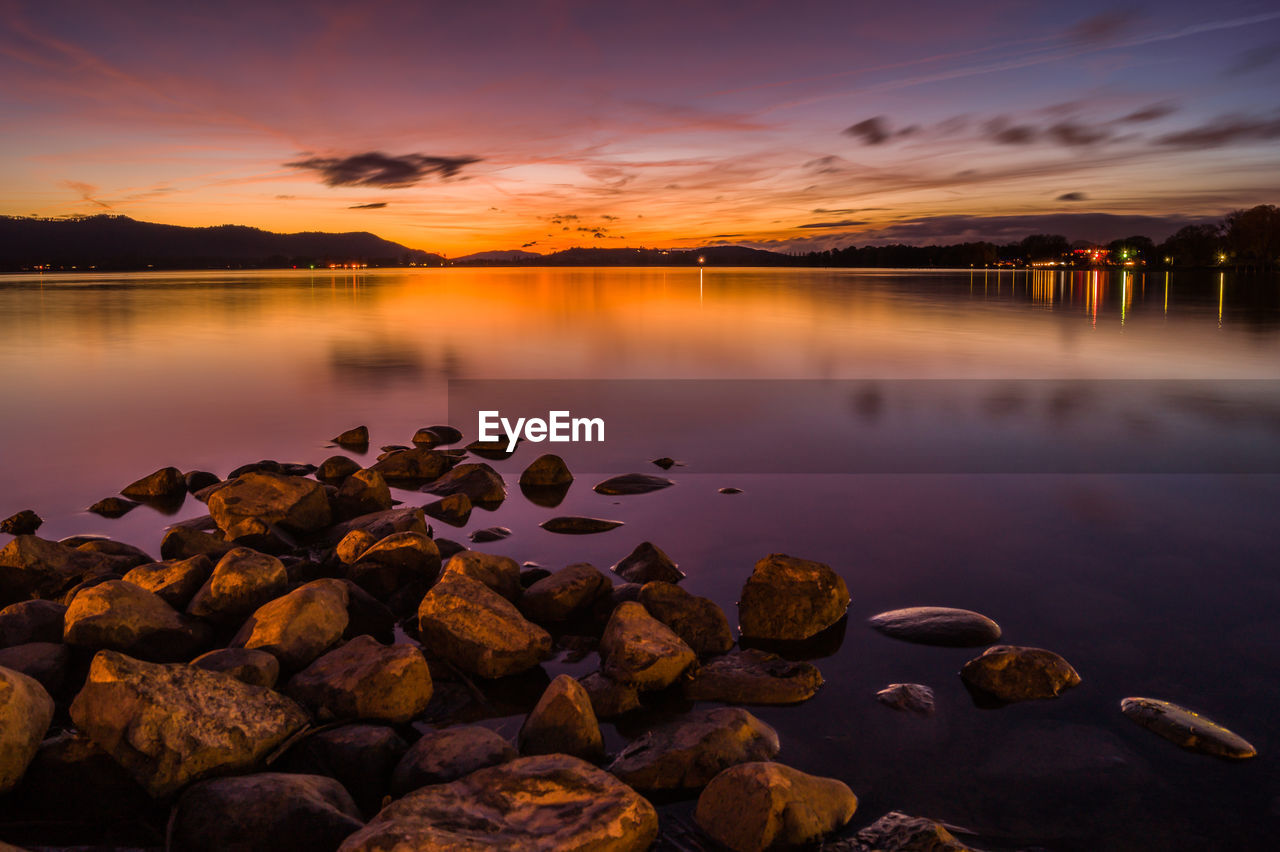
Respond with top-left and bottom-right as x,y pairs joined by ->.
423,492 -> 472,526
1120,697 -> 1256,759
185,470 -> 221,493
540,516 -> 624,534
520,563 -> 611,625
434,537 -> 466,561
599,601 -> 697,690
343,754 -> 657,852
0,510 -> 41,536
160,526 -> 235,561
417,572 -> 552,678
208,471 -> 332,544
0,642 -> 69,696
74,538 -> 155,572
518,454 -> 573,488
464,439 -> 516,460
877,683 -> 936,716
869,606 -> 1002,647
191,647 -> 281,688
370,447 -> 453,486
229,460 -> 318,479
318,455 -> 363,485
287,635 -> 432,723
718,487 -> 743,494
169,772 -> 364,852
694,761 -> 857,852
518,674 -> 604,761
390,726 -> 516,796
960,645 -> 1082,703
593,473 -> 674,495
349,531 -> 440,610
335,529 -> 377,564
0,599 -> 66,647
520,565 -> 553,587
855,811 -> 980,851
335,469 -> 393,519
411,428 -> 442,447
739,553 -> 850,641
416,424 -> 462,445
470,526 -> 511,543
684,648 -> 823,705
121,466 -> 186,501
70,650 -> 309,797
63,579 -> 211,662
0,665 -> 55,793
639,581 -> 733,657
88,496 -> 139,518
333,425 -> 370,448
651,457 -> 677,470
232,579 -> 350,670
327,506 -> 428,544
187,547 -> 289,624
0,535 -> 110,605
612,541 -> 683,585
281,723 -> 408,817
121,554 -> 212,610
609,707 -> 780,792
443,550 -> 523,602
421,462 -> 506,507
580,671 -> 641,719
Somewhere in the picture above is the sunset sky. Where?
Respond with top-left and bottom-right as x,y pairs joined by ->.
2,0 -> 1278,256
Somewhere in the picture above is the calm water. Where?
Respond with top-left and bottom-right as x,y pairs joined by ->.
2,267 -> 1279,849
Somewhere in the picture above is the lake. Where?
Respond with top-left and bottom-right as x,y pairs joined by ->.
2,267 -> 1279,849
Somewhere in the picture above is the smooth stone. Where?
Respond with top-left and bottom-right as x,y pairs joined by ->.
69,650 -> 308,797
718,487 -> 744,494
520,565 -> 553,587
348,531 -> 440,607
0,665 -> 55,793
341,754 -> 657,852
1120,697 -> 1257,759
369,447 -> 454,486
0,535 -> 111,605
739,553 -> 850,641
639,581 -> 733,657
317,455 -> 362,485
207,471 -> 332,542
191,647 -> 281,688
608,707 -> 780,792
868,606 -> 1002,647
186,547 -> 289,624
579,671 -> 642,718
518,454 -> 573,488
519,563 -> 611,624
121,466 -> 186,500
877,683 -> 937,716
160,526 -> 235,561
287,635 -> 433,723
335,529 -> 377,564
88,496 -> 139,518
411,427 -> 442,447
73,538 -> 156,572
651,457 -> 677,469
0,642 -> 69,695
599,601 -> 697,691
228,460 -> 318,479
0,510 -> 42,536
121,554 -> 213,610
434,537 -> 466,561
327,506 -> 428,544
517,674 -> 603,762
185,470 -> 221,493
612,540 -> 684,584
423,492 -> 472,526
279,724 -> 408,817
854,811 -> 979,852
0,599 -> 67,647
169,772 -> 364,852
231,579 -> 350,670
469,526 -> 512,543
463,439 -> 516,460
63,579 -> 211,662
684,648 -> 823,705
442,551 -> 523,602
417,572 -> 552,678
540,516 -> 624,534
420,462 -> 507,507
390,726 -> 516,796
417,424 -> 463,445
960,645 -> 1082,703
593,473 -> 674,495
333,425 -> 370,447
694,762 -> 858,852
335,469 -> 393,519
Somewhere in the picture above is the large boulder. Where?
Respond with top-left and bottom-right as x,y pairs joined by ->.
69,650 -> 309,797
519,563 -> 611,625
518,674 -> 604,761
599,601 -> 697,691
335,469 -> 393,520
739,554 -> 849,641
341,754 -> 657,852
960,645 -> 1081,703
868,606 -> 1002,647
160,526 -> 236,562
612,541 -> 684,584
286,635 -> 432,723
370,447 -> 453,485
0,642 -> 70,695
191,647 -> 281,688
684,648 -> 823,705
417,572 -> 551,678
0,599 -> 66,647
72,538 -> 156,573
187,547 -> 289,623
608,707 -> 779,792
442,550 -> 522,602
280,724 -> 408,817
421,462 -> 506,508
317,455 -> 362,485
207,471 -> 332,542
639,581 -> 733,657
63,579 -> 211,662
168,772 -> 364,852
580,671 -> 641,719
121,466 -> 187,501
348,531 -> 440,608
232,579 -> 350,670
121,555 -> 213,610
390,726 -> 516,796
0,535 -> 110,605
326,506 -> 428,545
0,665 -> 55,793
694,762 -> 857,852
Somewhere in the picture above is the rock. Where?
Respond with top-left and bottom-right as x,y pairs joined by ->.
229,460 -> 317,478
423,492 -> 472,526
442,551 -> 522,603
0,642 -> 68,696
318,455 -> 363,485
7,731 -> 152,824
327,506 -> 428,545
651,457 -> 677,469
960,645 -> 1081,703
540,516 -> 624,534
121,466 -> 186,501
421,462 -> 506,507
694,762 -> 857,852
339,580 -> 397,644
639,581 -> 733,657
593,473 -> 674,495
684,648 -> 823,705
464,438 -> 516,460
207,471 -> 332,543
63,579 -> 211,661
520,565 -> 553,587
69,650 -> 309,797
1120,697 -> 1256,759
518,674 -> 603,761
333,425 -> 370,447
287,635 -> 432,723
599,601 -> 697,690
74,538 -> 156,572
434,537 -> 466,561
349,531 -> 440,609
187,547 -> 289,623
609,707 -> 780,792
191,647 -> 281,688
855,811 -> 979,851
0,599 -> 66,646
88,496 -> 139,518
342,754 -> 657,852
579,671 -> 641,718
161,526 -> 235,561
390,726 -> 516,796
411,428 -> 442,447
169,772 -> 364,852
470,526 -> 511,543
335,469 -> 393,519
719,487 -> 744,494
518,454 -> 573,488
417,572 -> 552,678
415,425 -> 463,445
185,470 -> 221,493
121,554 -> 212,609
370,447 -> 453,486
612,541 -> 684,584
520,563 -> 611,624
334,529 -> 376,565
877,683 -> 936,716
0,535 -> 110,605
0,666 -> 55,793
281,723 -> 408,817
868,606 -> 1002,647
232,579 -> 350,670
0,510 -> 41,536
739,553 -> 850,641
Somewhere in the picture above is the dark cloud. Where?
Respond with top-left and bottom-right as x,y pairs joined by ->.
1117,103 -> 1177,123
986,119 -> 1037,145
550,214 -> 579,223
1057,192 -> 1088,202
1071,9 -> 1140,43
349,201 -> 387,209
844,116 -> 890,145
708,234 -> 744,238
521,241 -> 538,248
798,219 -> 867,229
287,151 -> 480,188
601,214 -> 619,221
804,155 -> 848,174
859,212 -> 1213,245
63,180 -> 112,209
1155,114 -> 1280,148
1046,121 -> 1110,147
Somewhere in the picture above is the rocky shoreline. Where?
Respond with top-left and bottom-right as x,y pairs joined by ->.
0,427 -> 1259,851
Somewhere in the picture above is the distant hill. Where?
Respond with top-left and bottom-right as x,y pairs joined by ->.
451,249 -> 544,264
0,215 -> 444,271
461,245 -> 796,267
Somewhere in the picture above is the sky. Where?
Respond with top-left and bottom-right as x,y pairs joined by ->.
1,0 -> 1278,255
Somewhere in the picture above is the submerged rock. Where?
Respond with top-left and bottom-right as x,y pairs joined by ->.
442,551 -> 523,603
519,454 -> 574,488
876,683 -> 937,716
520,563 -> 611,625
317,455 -> 362,485
694,761 -> 857,852
651,457 -> 677,469
580,671 -> 642,718
417,572 -> 551,678
421,462 -> 506,507
518,674 -> 604,761
423,492 -> 472,526
415,425 -> 463,445
121,466 -> 187,501
639,581 -> 733,658
63,579 -> 210,661
684,648 -> 823,705
470,526 -> 512,543
121,554 -> 212,610
599,601 -> 697,691
608,707 -> 780,792
540,516 -> 624,534
593,473 -> 674,495
1120,697 -> 1256,759
390,726 -> 516,796
738,553 -> 850,641
207,471 -> 332,542
88,496 -> 139,518
187,547 -> 289,624
0,665 -> 55,793
0,510 -> 42,536
718,487 -> 744,494
232,579 -> 350,670
868,606 -> 1002,647
287,635 -> 432,723
333,425 -> 370,448
0,599 -> 67,647
960,645 -> 1081,703
612,541 -> 684,584
191,647 -> 281,689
